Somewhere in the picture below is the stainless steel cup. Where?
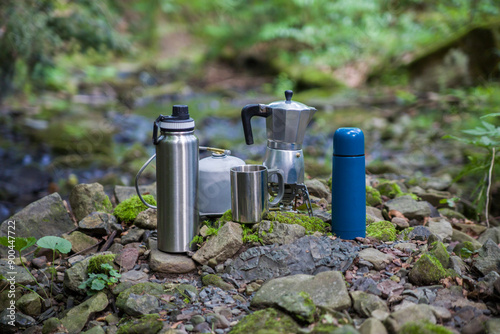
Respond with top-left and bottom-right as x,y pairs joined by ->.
230,165 -> 285,223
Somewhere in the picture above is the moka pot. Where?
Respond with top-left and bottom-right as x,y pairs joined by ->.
135,105 -> 199,253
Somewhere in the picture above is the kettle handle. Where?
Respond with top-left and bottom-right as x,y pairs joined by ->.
135,153 -> 158,209
241,104 -> 271,145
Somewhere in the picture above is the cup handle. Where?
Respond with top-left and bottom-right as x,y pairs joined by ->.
268,169 -> 285,206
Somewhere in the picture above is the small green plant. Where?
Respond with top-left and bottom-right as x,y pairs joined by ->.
79,263 -> 121,295
36,236 -> 72,295
439,197 -> 460,208
189,235 -> 204,247
113,195 -> 157,223
445,113 -> 500,227
241,224 -> 263,244
87,254 -> 116,274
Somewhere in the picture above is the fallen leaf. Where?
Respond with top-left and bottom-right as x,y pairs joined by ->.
388,210 -> 406,220
171,321 -> 183,329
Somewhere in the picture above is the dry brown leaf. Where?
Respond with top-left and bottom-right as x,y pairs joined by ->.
388,210 -> 406,220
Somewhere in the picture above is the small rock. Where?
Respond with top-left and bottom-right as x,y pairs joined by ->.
63,231 -> 98,254
193,322 -> 212,333
429,241 -> 450,268
17,292 -> 42,317
409,254 -> 448,286
377,279 -> 404,299
82,326 -> 105,334
229,308 -> 300,333
109,243 -> 124,254
119,270 -> 149,284
251,271 -> 351,312
473,239 -> 500,276
79,212 -> 122,236
207,313 -> 231,329
366,207 -> 385,222
121,228 -> 145,244
202,274 -> 234,291
115,314 -> 163,334
407,226 -> 432,241
276,291 -> 316,323
394,242 -> 417,252
245,282 -> 261,295
134,208 -> 157,230
305,179 -> 331,200
427,217 -> 453,241
478,227 -> 500,244
438,208 -> 467,220
190,315 -> 206,326
359,318 -> 388,334
42,317 -> 66,334
358,248 -> 394,271
385,196 -> 431,220
122,293 -> 160,316
449,255 -> 467,276
115,248 -> 139,270
149,240 -> 196,274
451,229 -> 482,249
0,310 -> 36,333
384,304 -> 436,333
258,220 -> 306,245
350,291 -> 388,318
192,222 -> 243,265
391,217 -> 409,229
70,183 -> 113,221
32,256 -> 48,269
0,260 -> 35,290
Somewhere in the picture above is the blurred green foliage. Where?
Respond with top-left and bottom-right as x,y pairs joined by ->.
0,0 -> 128,98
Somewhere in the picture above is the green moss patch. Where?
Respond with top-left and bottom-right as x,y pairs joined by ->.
376,180 -> 403,199
113,195 -> 156,223
266,212 -> 330,234
366,221 -> 397,241
87,254 -> 116,274
366,186 -> 382,206
409,254 -> 449,286
399,320 -> 453,334
229,308 -> 300,334
116,314 -> 163,334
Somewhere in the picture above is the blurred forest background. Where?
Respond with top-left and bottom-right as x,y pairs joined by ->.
0,0 -> 499,223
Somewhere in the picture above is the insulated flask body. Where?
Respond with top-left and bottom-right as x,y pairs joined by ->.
331,128 -> 366,239
136,105 -> 199,253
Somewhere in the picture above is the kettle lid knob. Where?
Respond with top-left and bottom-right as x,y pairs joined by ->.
285,90 -> 293,103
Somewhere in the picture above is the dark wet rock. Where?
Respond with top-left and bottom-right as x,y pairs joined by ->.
473,239 -> 500,276
306,179 -> 331,200
384,196 -> 431,220
229,308 -> 300,334
227,235 -> 357,283
114,183 -> 156,204
0,310 -> 36,334
115,248 -> 139,270
451,229 -> 482,249
70,183 -> 112,221
63,231 -> 98,254
149,239 -> 196,274
202,274 -> 234,291
351,277 -> 382,296
252,271 -> 351,312
79,212 -> 122,236
479,227 -> 500,244
350,291 -> 388,318
193,221 -> 243,266
32,256 -> 48,269
116,314 -> 163,334
0,193 -> 74,257
384,304 -> 436,333
359,318 -> 387,334
60,292 -> 108,334
17,292 -> 42,317
258,220 -> 306,245
276,291 -> 316,323
122,293 -> 160,316
427,217 -> 453,241
407,226 -> 432,241
358,248 -> 394,271
409,254 -> 448,286
134,208 -> 157,230
121,228 -> 145,244
0,260 -> 36,289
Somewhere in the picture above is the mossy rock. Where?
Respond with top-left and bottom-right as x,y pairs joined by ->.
116,282 -> 166,311
453,241 -> 477,259
429,241 -> 450,268
202,274 -> 234,291
87,254 -> 116,274
266,211 -> 330,234
366,186 -> 382,207
113,195 -> 156,223
376,180 -> 404,199
366,221 -> 397,241
409,254 -> 448,286
116,314 -> 163,334
229,308 -> 300,334
399,320 -> 453,334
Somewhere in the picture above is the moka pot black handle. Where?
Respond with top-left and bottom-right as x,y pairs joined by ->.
241,104 -> 271,145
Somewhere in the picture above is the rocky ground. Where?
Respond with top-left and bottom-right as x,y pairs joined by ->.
0,175 -> 500,334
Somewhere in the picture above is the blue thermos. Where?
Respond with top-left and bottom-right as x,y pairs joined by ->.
331,128 -> 366,239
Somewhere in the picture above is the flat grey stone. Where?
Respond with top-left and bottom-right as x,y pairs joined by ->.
473,239 -> 500,276
358,248 -> 394,271
359,318 -> 388,334
251,271 -> 351,312
384,304 -> 436,333
427,217 -> 453,241
385,196 -> 431,220
192,222 -> 243,265
149,240 -> 196,274
351,291 -> 389,318
258,220 -> 306,245
78,212 -> 121,236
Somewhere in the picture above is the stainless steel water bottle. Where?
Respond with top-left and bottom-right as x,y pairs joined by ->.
331,128 -> 366,239
136,105 -> 199,253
